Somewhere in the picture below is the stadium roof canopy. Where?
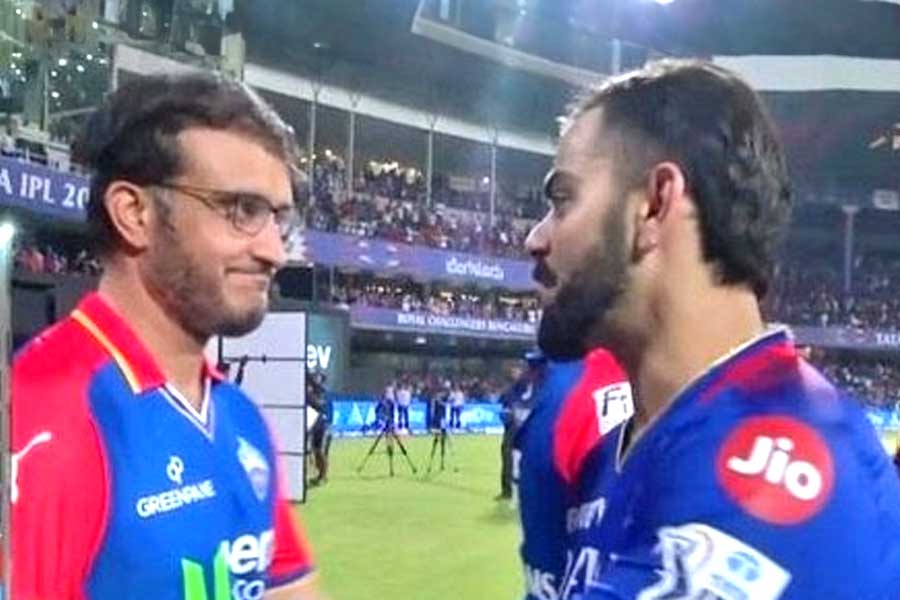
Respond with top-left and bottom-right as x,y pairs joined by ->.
236,0 -> 900,194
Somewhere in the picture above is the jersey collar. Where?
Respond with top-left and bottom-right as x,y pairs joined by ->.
616,327 -> 795,472
71,292 -> 225,395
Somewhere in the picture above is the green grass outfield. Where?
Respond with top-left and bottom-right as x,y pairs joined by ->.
296,434 -> 524,600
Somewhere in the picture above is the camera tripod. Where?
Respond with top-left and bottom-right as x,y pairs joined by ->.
356,419 -> 418,477
425,424 -> 458,475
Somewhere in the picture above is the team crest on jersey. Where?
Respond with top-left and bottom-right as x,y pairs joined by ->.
237,437 -> 270,502
637,523 -> 791,600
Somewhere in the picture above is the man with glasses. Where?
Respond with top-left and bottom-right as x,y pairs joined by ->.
12,72 -> 324,599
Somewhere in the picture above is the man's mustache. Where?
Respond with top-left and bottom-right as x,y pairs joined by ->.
533,259 -> 559,288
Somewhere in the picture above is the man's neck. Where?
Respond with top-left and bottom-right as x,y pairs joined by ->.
97,267 -> 208,411
624,286 -> 766,437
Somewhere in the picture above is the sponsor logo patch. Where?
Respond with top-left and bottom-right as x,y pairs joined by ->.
592,382 -> 633,435
716,416 -> 834,525
136,456 -> 216,518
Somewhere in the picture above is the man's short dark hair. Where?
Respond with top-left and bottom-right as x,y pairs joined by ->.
568,59 -> 792,298
72,71 -> 300,255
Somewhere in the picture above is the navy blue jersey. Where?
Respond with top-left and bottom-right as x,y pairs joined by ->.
560,329 -> 900,600
516,349 -> 631,600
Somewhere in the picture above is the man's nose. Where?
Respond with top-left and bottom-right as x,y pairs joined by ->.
525,213 -> 552,259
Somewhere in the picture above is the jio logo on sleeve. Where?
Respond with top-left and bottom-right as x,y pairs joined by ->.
716,415 -> 835,525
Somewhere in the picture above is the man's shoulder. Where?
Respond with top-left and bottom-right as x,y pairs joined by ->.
14,315 -> 97,378
668,358 -> 882,470
12,317 -> 109,520
14,315 -> 109,421
541,360 -> 586,401
644,359 -> 899,531
678,355 -> 858,434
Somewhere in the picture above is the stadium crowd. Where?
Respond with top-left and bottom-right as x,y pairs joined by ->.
14,241 -> 101,276
813,349 -> 900,409
770,254 -> 900,331
305,154 -> 536,259
330,275 -> 541,323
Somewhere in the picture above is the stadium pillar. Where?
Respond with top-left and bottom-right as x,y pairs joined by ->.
308,84 -> 322,202
347,92 -> 360,199
426,115 -> 438,207
489,129 -> 498,226
842,204 -> 859,296
329,266 -> 336,301
23,56 -> 49,129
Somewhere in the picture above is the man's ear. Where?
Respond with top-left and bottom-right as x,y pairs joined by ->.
633,162 -> 687,257
103,181 -> 155,252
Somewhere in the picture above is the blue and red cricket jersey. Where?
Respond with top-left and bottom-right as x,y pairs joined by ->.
516,348 -> 632,600
560,329 -> 900,600
12,292 -> 314,599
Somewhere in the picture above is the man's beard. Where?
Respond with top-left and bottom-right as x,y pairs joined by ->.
143,223 -> 270,344
537,207 -> 629,361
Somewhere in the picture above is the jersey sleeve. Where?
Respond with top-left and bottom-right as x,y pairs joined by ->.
578,410 -> 900,600
267,466 -> 316,589
12,347 -> 110,600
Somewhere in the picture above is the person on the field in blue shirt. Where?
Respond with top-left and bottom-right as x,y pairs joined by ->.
514,348 -> 631,600
497,351 -> 545,501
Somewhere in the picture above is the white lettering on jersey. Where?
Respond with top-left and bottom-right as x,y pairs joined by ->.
226,530 -> 275,600
184,529 -> 275,600
566,497 -> 607,534
559,547 -> 604,600
223,529 -> 275,576
11,431 -> 53,503
233,578 -> 266,600
727,435 -> 823,501
136,480 -> 217,518
637,523 -> 791,600
524,563 -> 559,600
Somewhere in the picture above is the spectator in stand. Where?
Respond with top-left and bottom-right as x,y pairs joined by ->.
335,273 -> 541,324
769,252 -> 900,332
305,155 -> 535,260
14,239 -> 102,277
16,245 -> 45,273
816,352 -> 900,409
